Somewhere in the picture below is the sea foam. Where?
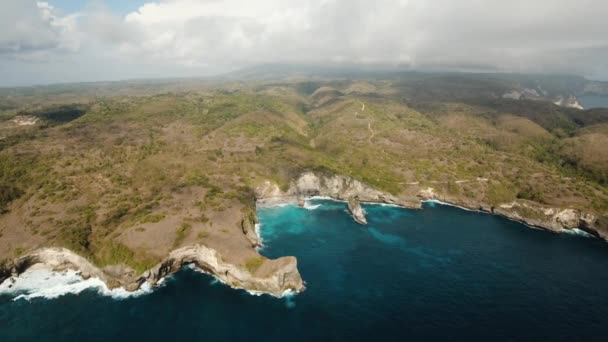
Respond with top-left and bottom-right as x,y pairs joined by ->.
0,267 -> 153,301
422,199 -> 480,212
562,228 -> 594,238
303,200 -> 321,210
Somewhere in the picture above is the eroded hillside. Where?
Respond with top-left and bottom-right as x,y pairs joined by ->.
1,74 -> 608,292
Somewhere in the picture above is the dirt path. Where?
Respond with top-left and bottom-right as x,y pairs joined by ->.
355,101 -> 366,117
367,121 -> 375,144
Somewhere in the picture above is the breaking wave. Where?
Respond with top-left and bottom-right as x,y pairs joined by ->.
303,200 -> 321,210
0,268 -> 153,301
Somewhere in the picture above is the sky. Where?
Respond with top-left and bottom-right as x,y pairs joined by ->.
1,0 -> 608,87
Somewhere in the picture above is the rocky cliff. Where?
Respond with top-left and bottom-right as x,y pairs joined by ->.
241,210 -> 261,248
143,245 -> 302,296
255,171 -> 420,223
256,172 -> 420,208
347,196 -> 367,224
3,172 -> 606,299
257,173 -> 607,242
0,245 -> 303,298
417,187 -> 607,240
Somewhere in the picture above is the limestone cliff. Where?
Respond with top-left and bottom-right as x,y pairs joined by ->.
257,173 -> 608,241
2,248 -> 108,282
143,245 -> 302,296
256,172 -> 420,223
256,172 -> 420,209
0,246 -> 303,298
416,187 -> 607,240
347,196 -> 367,224
241,210 -> 261,248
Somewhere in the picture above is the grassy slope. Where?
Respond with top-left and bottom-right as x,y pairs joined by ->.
1,76 -> 608,271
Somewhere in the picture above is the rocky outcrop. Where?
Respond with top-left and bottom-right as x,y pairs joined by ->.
291,172 -> 407,205
553,95 -> 584,110
241,210 -> 261,248
347,196 -> 367,224
256,172 -> 420,208
493,202 -> 601,236
0,248 -> 109,288
143,245 -> 303,297
0,245 -> 304,298
257,174 -> 608,243
12,115 -> 39,126
255,172 -> 420,223
502,88 -> 584,110
416,187 -> 606,240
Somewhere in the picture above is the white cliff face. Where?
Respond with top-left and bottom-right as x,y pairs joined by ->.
288,172 -> 409,206
495,201 -> 597,233
417,187 -> 438,200
1,245 -> 304,298
255,172 -> 419,224
554,209 -> 581,228
503,88 -> 584,110
502,90 -> 522,100
255,172 -> 419,209
12,115 -> 39,126
11,248 -> 107,281
554,95 -> 584,110
256,180 -> 285,199
347,196 -> 367,225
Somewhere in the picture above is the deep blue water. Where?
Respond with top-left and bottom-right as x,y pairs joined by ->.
2,200 -> 608,341
578,95 -> 608,109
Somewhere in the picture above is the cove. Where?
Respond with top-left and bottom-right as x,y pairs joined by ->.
1,200 -> 608,341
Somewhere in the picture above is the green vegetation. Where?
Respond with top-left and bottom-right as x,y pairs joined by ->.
244,256 -> 265,274
486,182 -> 517,205
1,72 -> 607,272
140,213 -> 165,224
174,223 -> 192,248
94,241 -> 158,274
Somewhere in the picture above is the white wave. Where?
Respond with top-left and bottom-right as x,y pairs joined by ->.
562,228 -> 594,238
303,200 -> 321,210
308,195 -> 340,201
283,291 -> 297,308
422,199 -> 480,212
0,268 -> 153,301
256,199 -> 295,210
375,203 -> 401,208
254,223 -> 266,252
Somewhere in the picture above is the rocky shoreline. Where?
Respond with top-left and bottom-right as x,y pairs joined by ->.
257,172 -> 608,241
0,245 -> 303,299
1,171 -> 606,299
416,187 -> 608,240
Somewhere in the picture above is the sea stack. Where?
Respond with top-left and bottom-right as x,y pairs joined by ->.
348,195 -> 367,224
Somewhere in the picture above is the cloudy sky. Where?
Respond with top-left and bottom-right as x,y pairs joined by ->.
1,0 -> 608,86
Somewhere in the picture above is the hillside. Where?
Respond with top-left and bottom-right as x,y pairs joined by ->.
1,71 -> 608,294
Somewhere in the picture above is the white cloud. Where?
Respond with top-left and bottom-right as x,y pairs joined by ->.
1,0 -> 608,85
96,0 -> 608,72
0,1 -> 79,58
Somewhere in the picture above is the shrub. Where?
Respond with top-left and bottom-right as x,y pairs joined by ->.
486,182 -> 516,205
174,222 -> 192,247
244,257 -> 264,274
0,185 -> 22,213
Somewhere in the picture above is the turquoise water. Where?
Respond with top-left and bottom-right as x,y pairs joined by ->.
578,95 -> 608,109
1,200 -> 608,341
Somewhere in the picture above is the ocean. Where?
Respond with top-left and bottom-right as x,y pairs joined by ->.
1,199 -> 608,341
578,95 -> 608,109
